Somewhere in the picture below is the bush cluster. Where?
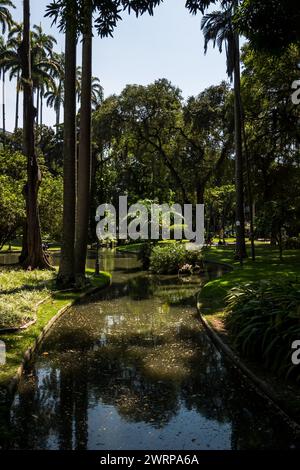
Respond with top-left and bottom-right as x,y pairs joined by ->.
225,280 -> 300,381
149,243 -> 203,274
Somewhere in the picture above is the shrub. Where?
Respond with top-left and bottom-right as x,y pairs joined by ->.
138,242 -> 153,270
225,280 -> 300,381
149,243 -> 202,274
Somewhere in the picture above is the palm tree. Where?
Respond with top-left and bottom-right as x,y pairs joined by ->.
22,0 -> 51,269
44,52 -> 64,132
0,0 -> 14,33
0,0 -> 14,142
0,22 -> 62,129
6,22 -> 23,131
201,0 -> 247,259
31,24 -> 58,125
0,35 -> 6,141
46,0 -> 163,287
91,76 -> 104,109
74,0 -> 93,284
76,67 -> 103,110
47,0 -> 78,288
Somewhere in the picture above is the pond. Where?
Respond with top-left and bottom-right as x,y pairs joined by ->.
2,251 -> 300,450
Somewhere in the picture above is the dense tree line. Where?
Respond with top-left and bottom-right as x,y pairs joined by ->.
0,0 -> 299,285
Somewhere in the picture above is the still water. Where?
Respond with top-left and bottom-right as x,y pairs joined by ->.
3,251 -> 300,450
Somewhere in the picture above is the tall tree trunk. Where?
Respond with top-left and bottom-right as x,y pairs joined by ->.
57,3 -> 77,288
242,113 -> 256,261
233,23 -> 247,260
2,71 -> 5,146
56,105 -> 60,132
75,0 -> 92,285
15,70 -> 20,131
55,93 -> 60,133
36,86 -> 39,125
22,0 -> 50,269
56,84 -> 61,133
40,88 -> 43,127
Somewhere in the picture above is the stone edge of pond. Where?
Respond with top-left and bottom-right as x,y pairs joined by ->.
196,282 -> 300,435
0,276 -> 113,406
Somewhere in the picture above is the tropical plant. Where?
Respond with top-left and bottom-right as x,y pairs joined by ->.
0,22 -> 62,128
0,0 -> 14,34
225,280 -> 300,382
44,52 -> 64,132
76,67 -> 104,110
0,0 -> 15,141
6,22 -> 23,130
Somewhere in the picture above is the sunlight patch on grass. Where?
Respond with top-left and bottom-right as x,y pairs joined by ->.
0,270 -> 111,386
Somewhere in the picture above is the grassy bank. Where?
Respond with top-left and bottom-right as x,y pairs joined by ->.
0,268 -> 111,387
200,244 -> 300,420
201,244 -> 300,309
117,242 -> 144,253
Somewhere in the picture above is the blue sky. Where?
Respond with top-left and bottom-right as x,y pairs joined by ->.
5,0 -> 228,130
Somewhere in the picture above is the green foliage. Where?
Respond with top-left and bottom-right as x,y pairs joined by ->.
39,174 -> 63,241
150,243 -> 202,274
46,0 -> 163,37
0,150 -> 26,249
93,80 -> 232,209
225,280 -> 300,381
0,147 -> 63,246
285,237 -> 300,250
236,0 -> 300,52
241,43 -> 300,242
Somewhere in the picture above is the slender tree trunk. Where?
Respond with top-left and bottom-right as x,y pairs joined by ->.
196,184 -> 204,205
56,105 -> 60,132
2,71 -> 5,146
89,148 -> 97,243
233,23 -> 247,260
57,4 -> 77,288
40,88 -> 43,127
22,0 -> 50,269
242,114 -> 255,261
36,87 -> 39,125
75,0 -> 92,285
15,70 -> 20,131
55,88 -> 61,133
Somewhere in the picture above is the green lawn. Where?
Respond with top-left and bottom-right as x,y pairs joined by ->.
0,268 -> 111,387
212,237 -> 270,246
201,244 -> 300,309
0,242 -> 61,253
117,242 -> 144,253
117,239 -> 189,254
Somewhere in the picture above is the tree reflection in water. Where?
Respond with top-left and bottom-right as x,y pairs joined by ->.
3,254 -> 300,450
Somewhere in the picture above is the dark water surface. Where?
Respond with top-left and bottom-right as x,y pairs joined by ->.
3,251 -> 300,450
